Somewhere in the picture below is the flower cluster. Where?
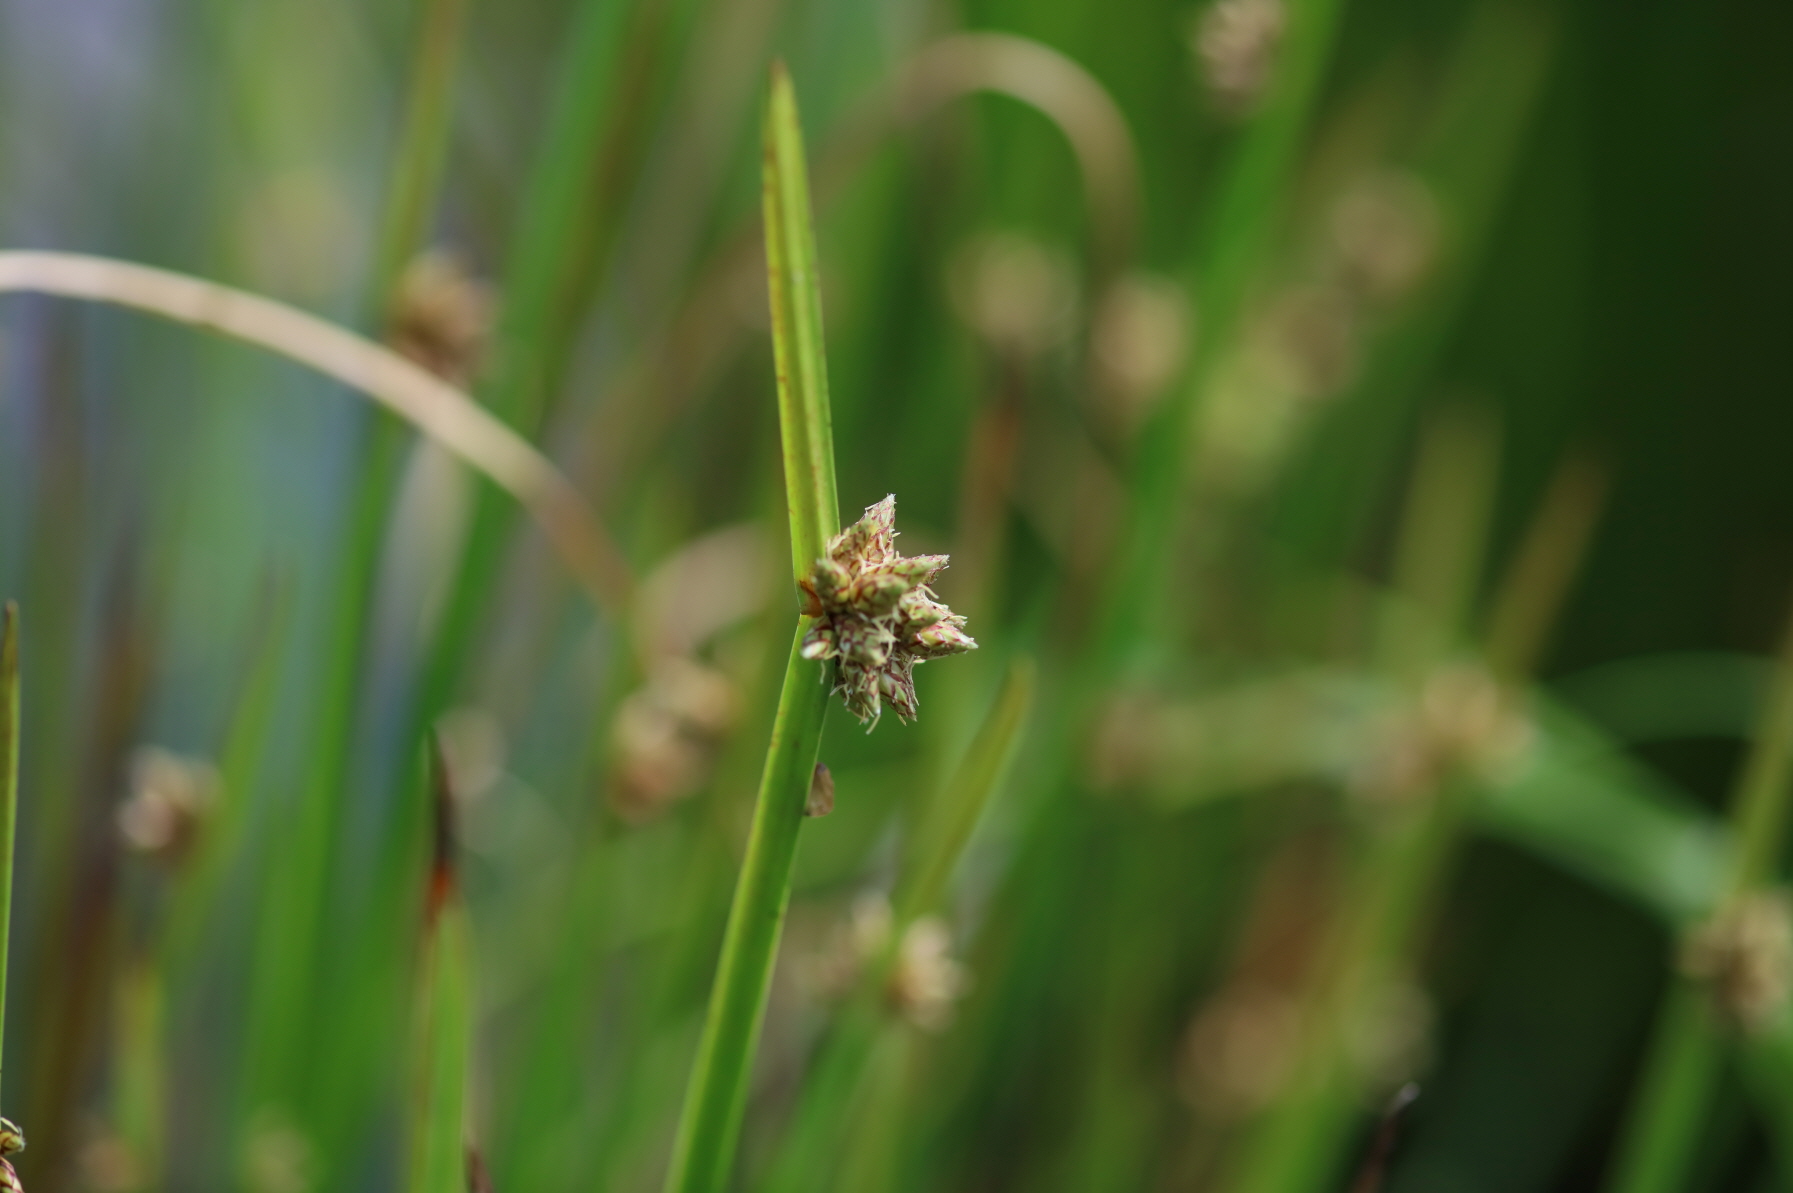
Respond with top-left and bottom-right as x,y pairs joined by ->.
799,496 -> 976,727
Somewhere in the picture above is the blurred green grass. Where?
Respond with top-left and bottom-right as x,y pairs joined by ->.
0,0 -> 1789,1190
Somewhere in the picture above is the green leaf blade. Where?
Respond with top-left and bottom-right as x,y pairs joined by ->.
763,61 -> 840,583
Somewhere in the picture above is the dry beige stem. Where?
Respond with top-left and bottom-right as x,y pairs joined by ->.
0,251 -> 629,614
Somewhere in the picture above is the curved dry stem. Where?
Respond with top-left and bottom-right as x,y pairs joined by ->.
0,251 -> 630,615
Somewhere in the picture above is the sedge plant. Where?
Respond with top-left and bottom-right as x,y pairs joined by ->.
661,63 -> 979,1193
1605,593 -> 1793,1193
657,65 -> 839,1193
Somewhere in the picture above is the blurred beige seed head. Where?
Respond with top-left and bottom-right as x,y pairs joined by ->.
1092,273 -> 1193,427
387,250 -> 493,386
1350,665 -> 1533,807
800,891 -> 895,1002
610,657 -> 739,821
1327,171 -> 1441,304
1193,0 -> 1287,116
947,231 -> 1078,358
1178,982 -> 1302,1119
241,1112 -> 312,1193
1681,891 -> 1793,1033
888,916 -> 971,1031
800,495 -> 977,729
77,1131 -> 140,1193
1256,284 -> 1360,400
118,746 -> 220,863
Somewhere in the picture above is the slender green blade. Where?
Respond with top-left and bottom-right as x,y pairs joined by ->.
0,603 -> 18,1114
763,61 -> 841,580
898,657 -> 1036,923
409,741 -> 474,1193
410,906 -> 474,1193
662,66 -> 844,1193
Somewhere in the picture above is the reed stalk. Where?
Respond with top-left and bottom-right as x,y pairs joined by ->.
1605,596 -> 1793,1193
661,64 -> 838,1193
0,604 -> 19,1113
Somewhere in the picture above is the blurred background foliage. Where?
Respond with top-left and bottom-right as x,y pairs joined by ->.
0,0 -> 1790,1190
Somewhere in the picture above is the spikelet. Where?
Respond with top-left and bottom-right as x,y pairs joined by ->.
799,496 -> 977,728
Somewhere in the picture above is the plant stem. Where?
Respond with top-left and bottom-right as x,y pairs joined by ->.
662,62 -> 840,1193
661,626 -> 829,1193
0,603 -> 18,1114
1605,982 -> 1725,1193
372,0 -> 472,308
1605,594 -> 1793,1192
1099,0 -> 1346,662
761,61 -> 839,578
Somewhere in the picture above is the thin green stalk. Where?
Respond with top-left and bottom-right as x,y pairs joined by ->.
760,63 -> 839,579
409,739 -> 475,1193
663,627 -> 829,1193
372,0 -> 473,309
1605,595 -> 1793,1193
661,64 -> 839,1193
1100,0 -> 1346,662
0,603 -> 19,1112
1605,983 -> 1726,1193
762,660 -> 1035,1192
356,0 -> 641,956
237,0 -> 472,1132
895,658 -> 1037,924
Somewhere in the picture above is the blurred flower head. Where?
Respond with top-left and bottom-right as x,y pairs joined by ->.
1681,890 -> 1793,1034
1092,273 -> 1192,431
387,250 -> 493,386
240,1111 -> 312,1193
1192,0 -> 1287,116
947,231 -> 1078,359
888,916 -> 972,1032
610,656 -> 740,821
1326,170 -> 1441,305
117,746 -> 220,865
1350,665 -> 1533,808
1179,982 -> 1302,1119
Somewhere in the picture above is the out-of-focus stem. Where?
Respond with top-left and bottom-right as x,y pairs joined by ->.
0,604 -> 19,1113
1606,592 -> 1793,1193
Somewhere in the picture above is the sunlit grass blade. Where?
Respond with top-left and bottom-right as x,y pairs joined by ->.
661,63 -> 838,1193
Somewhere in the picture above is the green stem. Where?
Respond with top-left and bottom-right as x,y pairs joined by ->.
663,65 -> 840,1193
372,0 -> 472,310
661,625 -> 829,1193
1099,0 -> 1346,662
1605,597 -> 1793,1192
0,603 -> 18,1114
1605,982 -> 1725,1193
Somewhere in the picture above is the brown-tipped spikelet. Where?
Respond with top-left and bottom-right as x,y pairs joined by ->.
797,496 -> 976,728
